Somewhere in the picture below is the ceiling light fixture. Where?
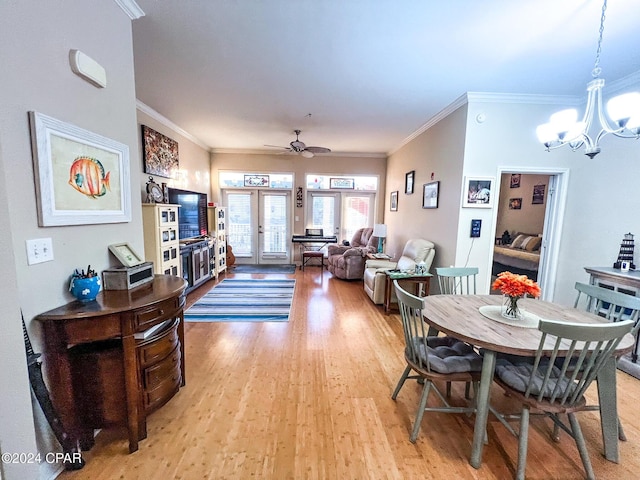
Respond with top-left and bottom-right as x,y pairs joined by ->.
536,0 -> 640,158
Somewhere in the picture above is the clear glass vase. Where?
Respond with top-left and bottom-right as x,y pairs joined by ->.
501,295 -> 523,320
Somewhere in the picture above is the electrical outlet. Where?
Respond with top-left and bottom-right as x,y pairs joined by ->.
26,238 -> 54,265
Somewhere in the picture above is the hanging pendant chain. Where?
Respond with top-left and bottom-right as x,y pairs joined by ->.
592,0 -> 607,79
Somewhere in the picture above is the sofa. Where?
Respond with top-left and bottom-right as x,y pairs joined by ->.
327,227 -> 378,280
363,238 -> 436,304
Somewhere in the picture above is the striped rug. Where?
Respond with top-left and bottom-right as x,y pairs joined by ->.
184,278 -> 295,322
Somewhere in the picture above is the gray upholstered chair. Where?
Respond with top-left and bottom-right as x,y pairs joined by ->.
363,238 -> 435,304
489,318 -> 634,480
326,227 -> 377,280
391,280 -> 482,443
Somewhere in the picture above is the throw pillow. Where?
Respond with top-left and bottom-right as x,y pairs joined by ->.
510,234 -> 527,249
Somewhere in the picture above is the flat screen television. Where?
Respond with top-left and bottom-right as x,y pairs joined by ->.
167,187 -> 208,239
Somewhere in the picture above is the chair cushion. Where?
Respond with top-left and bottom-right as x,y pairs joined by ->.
495,358 -> 576,398
411,336 -> 483,374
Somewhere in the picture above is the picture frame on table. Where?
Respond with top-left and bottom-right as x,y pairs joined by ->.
405,170 -> 415,194
422,181 -> 439,209
29,111 -> 131,226
462,176 -> 494,208
390,191 -> 399,211
108,243 -> 144,267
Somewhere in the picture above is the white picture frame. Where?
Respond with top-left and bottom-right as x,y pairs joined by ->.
29,111 -> 131,226
108,243 -> 144,267
463,176 -> 494,208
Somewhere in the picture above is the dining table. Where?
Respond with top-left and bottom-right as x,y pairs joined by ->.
421,294 -> 635,469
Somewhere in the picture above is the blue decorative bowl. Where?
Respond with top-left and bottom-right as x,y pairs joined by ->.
70,276 -> 101,302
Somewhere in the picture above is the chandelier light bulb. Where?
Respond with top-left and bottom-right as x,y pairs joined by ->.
606,92 -> 640,127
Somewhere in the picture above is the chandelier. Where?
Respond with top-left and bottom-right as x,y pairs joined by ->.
536,0 -> 640,158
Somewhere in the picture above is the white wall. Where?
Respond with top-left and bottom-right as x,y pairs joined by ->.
461,96 -> 640,301
0,1 -> 143,478
385,105 -> 467,265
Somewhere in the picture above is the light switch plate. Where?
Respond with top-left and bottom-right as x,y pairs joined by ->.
26,238 -> 54,265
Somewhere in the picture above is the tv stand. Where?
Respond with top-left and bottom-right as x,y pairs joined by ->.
180,237 -> 213,293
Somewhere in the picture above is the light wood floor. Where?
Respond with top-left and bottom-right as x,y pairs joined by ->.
60,268 -> 640,479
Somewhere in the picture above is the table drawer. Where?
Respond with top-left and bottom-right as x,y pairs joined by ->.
143,369 -> 181,413
143,345 -> 180,390
134,297 -> 180,330
137,319 -> 179,368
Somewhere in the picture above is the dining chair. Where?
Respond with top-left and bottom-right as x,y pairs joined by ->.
571,282 -> 640,442
435,266 -> 479,396
391,280 -> 482,443
436,267 -> 478,295
490,318 -> 634,480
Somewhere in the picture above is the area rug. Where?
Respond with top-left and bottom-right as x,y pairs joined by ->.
230,264 -> 296,274
184,278 -> 295,322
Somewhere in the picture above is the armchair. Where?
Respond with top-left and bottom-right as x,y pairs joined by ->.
327,227 -> 377,280
363,238 -> 435,304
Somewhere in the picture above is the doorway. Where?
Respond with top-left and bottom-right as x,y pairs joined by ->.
492,168 -> 569,302
223,189 -> 291,264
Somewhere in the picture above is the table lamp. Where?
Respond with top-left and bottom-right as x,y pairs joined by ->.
372,224 -> 387,253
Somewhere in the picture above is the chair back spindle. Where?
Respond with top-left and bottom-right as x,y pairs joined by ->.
436,267 -> 478,295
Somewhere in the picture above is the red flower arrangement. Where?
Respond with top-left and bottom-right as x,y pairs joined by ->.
492,271 -> 541,318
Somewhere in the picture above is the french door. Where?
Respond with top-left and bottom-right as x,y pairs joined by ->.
306,191 -> 375,242
223,189 -> 291,264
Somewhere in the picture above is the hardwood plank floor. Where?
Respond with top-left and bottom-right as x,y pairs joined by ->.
59,268 -> 640,479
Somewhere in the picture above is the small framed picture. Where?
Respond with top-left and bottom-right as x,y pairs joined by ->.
405,170 -> 415,194
532,184 -> 546,204
509,198 -> 522,210
422,181 -> 439,209
463,176 -> 494,208
330,177 -> 354,189
108,243 -> 144,267
244,174 -> 269,187
510,173 -> 521,188
390,191 -> 399,211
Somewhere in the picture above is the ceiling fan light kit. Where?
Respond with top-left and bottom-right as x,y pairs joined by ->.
536,0 -> 640,158
265,129 -> 331,158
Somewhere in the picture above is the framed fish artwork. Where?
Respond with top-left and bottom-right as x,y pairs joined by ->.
141,125 -> 179,178
29,111 -> 131,226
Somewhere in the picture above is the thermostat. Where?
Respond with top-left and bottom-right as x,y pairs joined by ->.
470,219 -> 482,238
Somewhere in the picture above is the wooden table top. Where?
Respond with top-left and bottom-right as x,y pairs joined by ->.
422,295 -> 635,357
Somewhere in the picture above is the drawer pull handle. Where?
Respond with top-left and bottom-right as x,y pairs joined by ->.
159,309 -> 164,315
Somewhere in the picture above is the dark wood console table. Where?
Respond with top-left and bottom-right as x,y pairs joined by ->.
35,275 -> 187,454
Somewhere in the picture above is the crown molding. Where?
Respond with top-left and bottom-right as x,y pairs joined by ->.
211,148 -> 386,158
136,100 -> 210,150
114,0 -> 145,19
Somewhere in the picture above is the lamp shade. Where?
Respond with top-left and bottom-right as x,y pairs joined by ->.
372,224 -> 387,238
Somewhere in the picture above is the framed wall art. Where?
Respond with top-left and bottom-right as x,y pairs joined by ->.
390,191 -> 398,211
405,170 -> 415,194
532,184 -> 546,204
463,176 -> 494,208
29,111 -> 131,226
330,177 -> 354,189
510,173 -> 521,188
422,181 -> 439,209
141,125 -> 179,178
244,174 -> 269,187
509,198 -> 522,210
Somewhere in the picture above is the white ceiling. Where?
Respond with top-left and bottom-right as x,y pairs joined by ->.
131,0 -> 640,156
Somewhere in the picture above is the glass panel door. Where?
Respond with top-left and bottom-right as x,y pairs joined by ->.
259,191 -> 290,263
224,189 -> 291,264
307,192 -> 340,238
341,193 -> 374,241
224,191 -> 256,262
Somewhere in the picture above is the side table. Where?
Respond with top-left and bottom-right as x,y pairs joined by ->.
384,271 -> 432,313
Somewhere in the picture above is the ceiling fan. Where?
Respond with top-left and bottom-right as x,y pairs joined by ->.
265,129 -> 331,158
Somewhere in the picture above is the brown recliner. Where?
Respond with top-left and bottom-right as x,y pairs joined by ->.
327,227 -> 378,280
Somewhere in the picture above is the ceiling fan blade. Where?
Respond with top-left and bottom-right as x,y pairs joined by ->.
305,146 -> 331,154
263,144 -> 291,150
